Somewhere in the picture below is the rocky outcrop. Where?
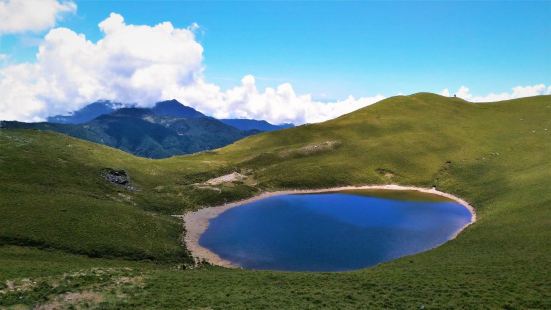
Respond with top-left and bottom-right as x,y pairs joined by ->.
101,168 -> 135,191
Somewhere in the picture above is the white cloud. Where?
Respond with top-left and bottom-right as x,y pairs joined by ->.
170,75 -> 385,124
0,13 -> 203,121
4,13 -> 545,125
0,13 -> 385,124
0,0 -> 76,34
441,84 -> 551,102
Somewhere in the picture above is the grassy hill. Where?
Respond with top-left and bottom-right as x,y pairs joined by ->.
1,93 -> 550,308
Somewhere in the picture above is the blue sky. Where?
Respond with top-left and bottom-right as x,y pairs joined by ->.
1,1 -> 549,100
0,1 -> 550,123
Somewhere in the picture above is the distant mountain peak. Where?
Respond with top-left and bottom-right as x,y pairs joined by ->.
108,107 -> 152,118
220,118 -> 295,132
159,99 -> 181,105
152,99 -> 205,118
47,100 -> 123,124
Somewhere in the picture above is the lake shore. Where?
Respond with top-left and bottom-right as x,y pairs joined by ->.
182,184 -> 477,269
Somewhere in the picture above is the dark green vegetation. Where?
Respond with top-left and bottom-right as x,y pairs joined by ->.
220,118 -> 294,131
2,100 -> 256,159
47,100 -> 121,124
1,93 -> 550,308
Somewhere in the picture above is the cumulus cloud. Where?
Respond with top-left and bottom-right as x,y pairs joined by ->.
0,13 -> 385,124
0,13 -> 203,121
5,13 -> 545,125
0,0 -> 76,34
441,84 -> 551,102
168,75 -> 385,124
439,88 -> 450,97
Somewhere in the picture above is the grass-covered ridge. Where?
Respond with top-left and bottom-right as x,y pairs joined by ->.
1,93 -> 550,308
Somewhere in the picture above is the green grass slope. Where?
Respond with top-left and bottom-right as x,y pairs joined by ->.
1,93 -> 550,308
0,130 -> 191,262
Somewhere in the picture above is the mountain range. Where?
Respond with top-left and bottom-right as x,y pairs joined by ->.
2,100 -> 293,158
219,119 -> 294,131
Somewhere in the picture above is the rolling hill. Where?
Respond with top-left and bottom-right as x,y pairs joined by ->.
1,93 -> 550,308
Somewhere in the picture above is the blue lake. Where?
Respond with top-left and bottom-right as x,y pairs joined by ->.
199,191 -> 473,272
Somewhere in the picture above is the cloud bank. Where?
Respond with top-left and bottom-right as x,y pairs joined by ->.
0,0 -> 76,34
440,84 -> 551,102
0,13 -> 385,124
0,12 -> 548,124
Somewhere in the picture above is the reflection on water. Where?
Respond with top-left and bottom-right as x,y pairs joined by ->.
200,191 -> 472,272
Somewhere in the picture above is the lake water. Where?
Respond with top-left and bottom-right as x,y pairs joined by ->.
199,190 -> 473,272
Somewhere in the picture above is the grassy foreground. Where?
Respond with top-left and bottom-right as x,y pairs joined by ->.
1,93 -> 550,308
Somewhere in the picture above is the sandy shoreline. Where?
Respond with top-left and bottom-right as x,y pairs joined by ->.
182,184 -> 477,268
